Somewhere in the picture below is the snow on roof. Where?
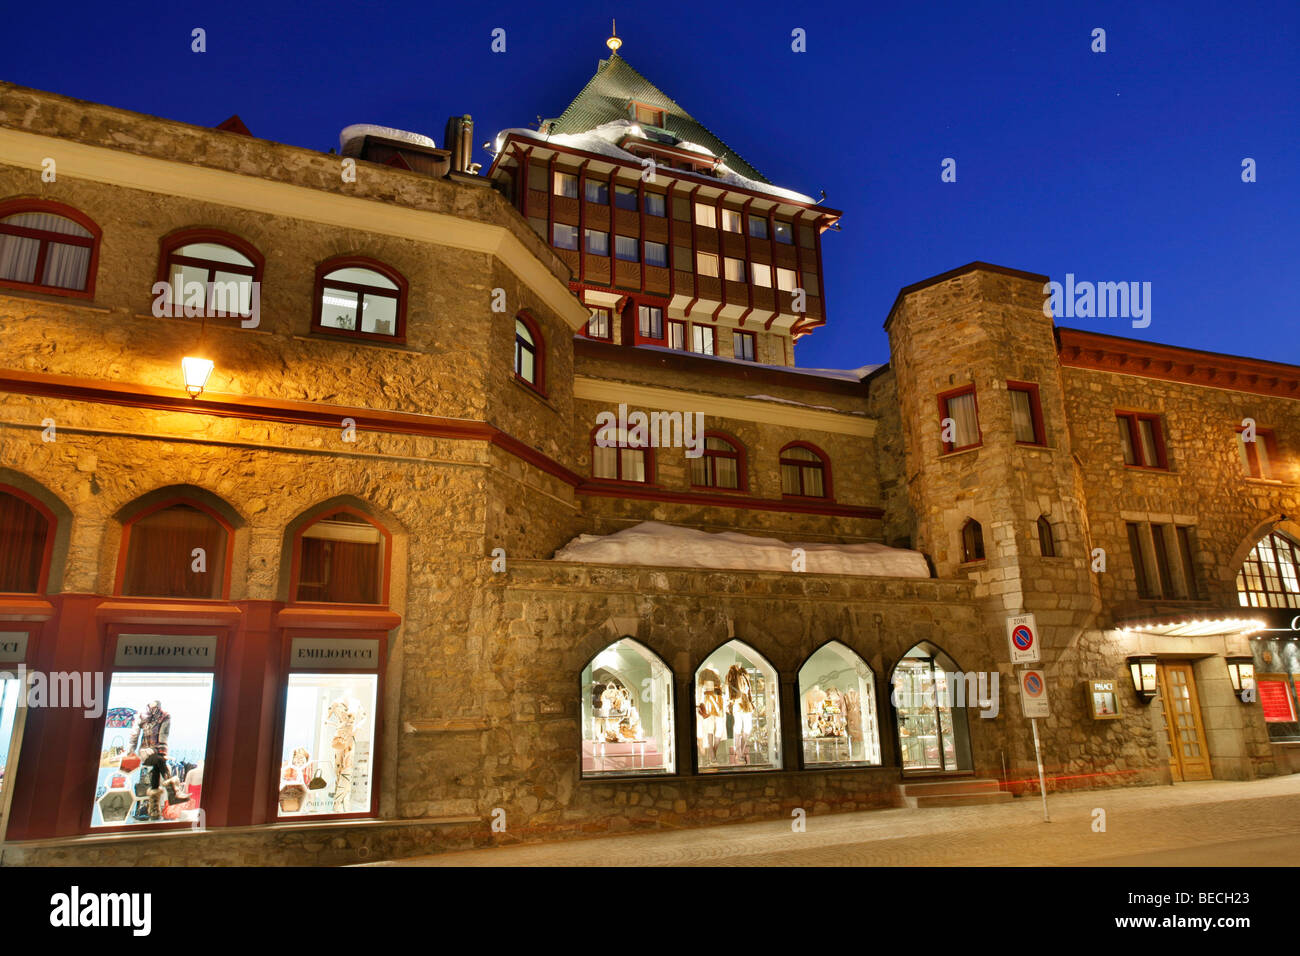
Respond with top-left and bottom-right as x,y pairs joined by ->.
497,122 -> 816,204
340,124 -> 437,153
630,344 -> 879,382
553,521 -> 931,578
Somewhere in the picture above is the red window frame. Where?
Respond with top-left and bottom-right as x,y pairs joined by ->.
632,102 -> 665,127
0,198 -> 101,300
1007,381 -> 1046,446
288,506 -> 392,607
779,441 -> 832,500
155,227 -> 264,319
1116,411 -> 1168,470
732,330 -> 756,362
311,256 -> 408,343
690,432 -> 747,492
1236,424 -> 1280,479
0,484 -> 56,595
938,385 -> 982,454
690,323 -> 716,355
590,426 -> 655,485
513,309 -> 547,396
585,306 -> 613,341
114,498 -> 235,600
636,304 -> 666,345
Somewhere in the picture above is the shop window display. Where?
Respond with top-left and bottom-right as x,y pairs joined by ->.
0,676 -> 18,802
581,638 -> 674,776
695,640 -> 781,772
798,641 -> 881,767
92,673 -> 213,827
891,644 -> 973,772
278,673 -> 376,815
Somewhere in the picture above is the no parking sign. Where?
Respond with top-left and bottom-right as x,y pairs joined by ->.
1006,613 -> 1040,664
1020,668 -> 1050,718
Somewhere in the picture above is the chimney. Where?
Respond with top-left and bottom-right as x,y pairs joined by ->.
444,115 -> 479,175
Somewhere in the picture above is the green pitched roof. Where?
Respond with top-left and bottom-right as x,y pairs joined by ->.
546,54 -> 770,184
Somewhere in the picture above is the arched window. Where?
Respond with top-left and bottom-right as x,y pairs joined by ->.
312,257 -> 407,341
291,509 -> 389,605
119,501 -> 231,599
1237,530 -> 1300,609
581,637 -> 675,777
690,433 -> 745,490
779,442 -> 829,498
798,641 -> 880,767
961,519 -> 985,563
695,640 -> 781,772
514,311 -> 545,393
0,199 -> 100,298
157,228 -> 262,319
0,488 -> 53,594
591,427 -> 653,483
891,643 -> 974,772
1037,515 -> 1056,557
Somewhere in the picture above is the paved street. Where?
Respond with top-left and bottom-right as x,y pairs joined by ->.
373,775 -> 1300,866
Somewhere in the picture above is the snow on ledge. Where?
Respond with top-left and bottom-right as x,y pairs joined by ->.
553,521 -> 930,578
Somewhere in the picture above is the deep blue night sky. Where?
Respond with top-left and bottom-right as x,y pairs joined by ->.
3,0 -> 1296,368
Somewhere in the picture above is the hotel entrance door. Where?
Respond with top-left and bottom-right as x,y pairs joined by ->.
1156,661 -> 1212,781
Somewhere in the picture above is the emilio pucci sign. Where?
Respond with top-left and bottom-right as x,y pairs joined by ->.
289,638 -> 379,670
114,635 -> 218,668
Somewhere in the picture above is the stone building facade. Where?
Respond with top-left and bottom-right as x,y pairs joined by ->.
0,54 -> 1297,866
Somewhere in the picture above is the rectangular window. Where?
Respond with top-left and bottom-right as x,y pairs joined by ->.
553,172 -> 578,198
774,221 -> 794,244
721,209 -> 743,233
748,216 -> 769,239
724,257 -> 746,283
697,252 -> 719,278
638,305 -> 663,340
584,229 -> 609,255
552,222 -> 579,250
751,263 -> 773,288
1127,522 -> 1156,598
694,203 -> 717,228
634,103 -> 664,127
644,241 -> 668,268
614,185 -> 638,211
93,662 -> 215,828
691,324 -> 715,355
1116,412 -> 1167,469
279,671 -> 378,817
587,307 -> 611,340
776,267 -> 797,292
733,331 -> 756,362
1238,428 -> 1278,479
1128,521 -> 1200,599
645,193 -> 666,217
615,235 -> 639,262
940,387 -> 981,453
667,320 -> 687,351
1009,382 -> 1045,445
585,179 -> 609,204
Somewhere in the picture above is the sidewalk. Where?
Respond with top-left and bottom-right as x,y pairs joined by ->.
370,775 -> 1300,866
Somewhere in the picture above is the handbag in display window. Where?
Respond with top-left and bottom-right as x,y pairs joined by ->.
98,790 -> 133,823
119,753 -> 141,773
307,771 -> 327,791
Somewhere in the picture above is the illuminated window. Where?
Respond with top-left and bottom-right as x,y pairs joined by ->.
799,642 -> 880,767
690,435 -> 743,490
696,640 -> 781,772
780,444 -> 828,498
553,171 -> 578,197
721,209 -> 742,233
582,638 -> 675,777
1237,427 -> 1279,480
940,387 -> 980,453
552,223 -> 579,250
158,229 -> 261,319
1117,412 -> 1167,469
514,312 -> 545,392
278,672 -> 377,816
696,252 -> 719,277
724,258 -> 746,283
0,199 -> 99,297
732,330 -> 756,362
1236,530 -> 1300,609
313,258 -> 406,341
694,203 -> 717,228
592,429 -> 651,483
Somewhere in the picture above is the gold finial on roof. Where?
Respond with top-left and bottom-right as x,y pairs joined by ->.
606,19 -> 622,53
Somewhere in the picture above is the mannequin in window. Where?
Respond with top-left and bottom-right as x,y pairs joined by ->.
600,681 -> 629,742
127,699 -> 171,759
696,669 -> 725,765
326,698 -> 364,812
726,664 -> 755,764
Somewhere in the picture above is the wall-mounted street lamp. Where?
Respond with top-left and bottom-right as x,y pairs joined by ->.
1127,655 -> 1159,703
181,356 -> 214,398
1225,656 -> 1256,702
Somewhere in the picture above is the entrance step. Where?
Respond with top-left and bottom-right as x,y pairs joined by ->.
897,778 -> 1013,808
